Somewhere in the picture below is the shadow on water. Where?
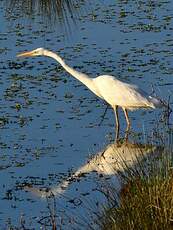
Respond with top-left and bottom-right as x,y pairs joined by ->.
19,137 -> 166,228
24,139 -> 162,198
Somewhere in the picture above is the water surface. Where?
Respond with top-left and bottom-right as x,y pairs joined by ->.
0,0 -> 173,228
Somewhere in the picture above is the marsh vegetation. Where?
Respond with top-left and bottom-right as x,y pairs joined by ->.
0,0 -> 173,229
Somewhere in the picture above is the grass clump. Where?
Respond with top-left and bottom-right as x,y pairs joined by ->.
98,144 -> 173,230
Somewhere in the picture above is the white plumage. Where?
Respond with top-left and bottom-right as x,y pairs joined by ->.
93,75 -> 161,110
17,48 -> 163,137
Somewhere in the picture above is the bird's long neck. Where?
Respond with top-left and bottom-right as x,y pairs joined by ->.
44,50 -> 95,91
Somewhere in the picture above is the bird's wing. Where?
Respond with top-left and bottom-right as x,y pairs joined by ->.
94,75 -> 151,108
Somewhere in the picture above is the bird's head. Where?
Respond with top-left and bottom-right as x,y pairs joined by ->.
17,47 -> 45,57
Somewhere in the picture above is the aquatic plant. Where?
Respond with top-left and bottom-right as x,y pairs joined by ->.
95,137 -> 173,230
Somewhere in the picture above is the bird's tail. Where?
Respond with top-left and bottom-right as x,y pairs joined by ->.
149,96 -> 166,108
149,96 -> 172,119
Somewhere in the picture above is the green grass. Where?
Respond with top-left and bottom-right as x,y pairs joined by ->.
97,141 -> 173,230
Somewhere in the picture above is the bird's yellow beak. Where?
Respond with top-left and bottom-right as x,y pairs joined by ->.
17,51 -> 34,57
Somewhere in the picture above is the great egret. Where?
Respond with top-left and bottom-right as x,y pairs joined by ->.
17,48 -> 163,137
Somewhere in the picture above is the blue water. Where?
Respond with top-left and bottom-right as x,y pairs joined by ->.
0,0 -> 173,228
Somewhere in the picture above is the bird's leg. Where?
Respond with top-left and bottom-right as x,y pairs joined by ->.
123,108 -> 131,141
125,129 -> 130,142
123,108 -> 131,128
114,106 -> 120,142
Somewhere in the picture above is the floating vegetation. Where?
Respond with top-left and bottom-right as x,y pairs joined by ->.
0,0 -> 172,228
0,116 -> 9,126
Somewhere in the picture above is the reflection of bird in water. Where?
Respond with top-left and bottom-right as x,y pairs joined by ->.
24,140 -> 158,198
17,48 -> 163,139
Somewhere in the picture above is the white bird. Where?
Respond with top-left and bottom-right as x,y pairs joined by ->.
17,48 -> 163,137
